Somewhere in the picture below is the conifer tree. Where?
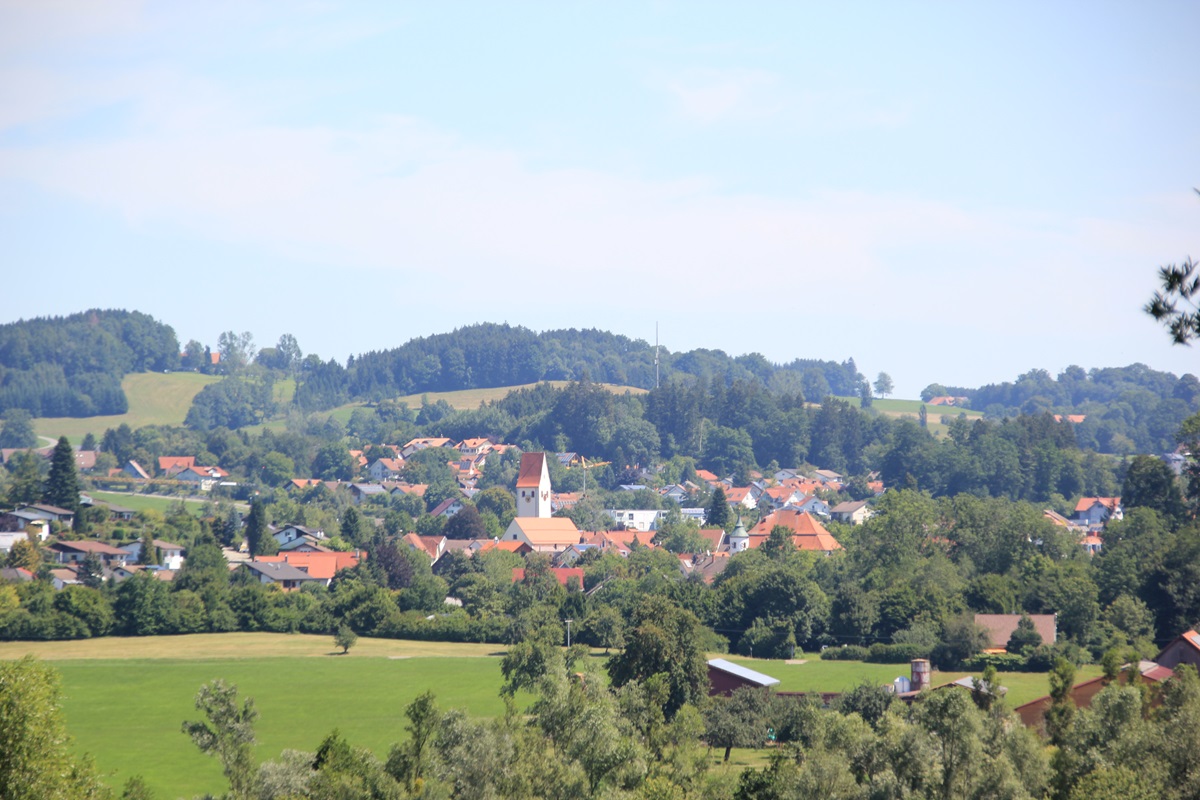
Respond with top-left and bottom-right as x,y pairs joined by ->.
706,487 -> 731,530
43,436 -> 80,513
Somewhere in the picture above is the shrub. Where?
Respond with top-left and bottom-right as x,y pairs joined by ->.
865,643 -> 932,663
820,645 -> 869,661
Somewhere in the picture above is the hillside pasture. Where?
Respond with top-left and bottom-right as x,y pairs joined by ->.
834,395 -> 985,438
33,372 -> 220,443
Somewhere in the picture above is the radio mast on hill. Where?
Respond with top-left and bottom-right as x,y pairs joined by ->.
655,322 -> 660,389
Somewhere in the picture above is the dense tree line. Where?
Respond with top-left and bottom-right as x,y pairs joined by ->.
298,323 -> 862,409
964,364 -> 1200,454
0,310 -> 179,417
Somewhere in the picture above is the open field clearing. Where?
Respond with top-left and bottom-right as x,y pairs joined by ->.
315,381 -> 649,427
33,372 -> 220,442
86,490 -> 216,517
723,655 -> 1102,708
2,635 -> 517,798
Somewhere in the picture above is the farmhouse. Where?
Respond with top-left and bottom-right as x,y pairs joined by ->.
974,614 -> 1056,652
707,658 -> 780,696
747,509 -> 841,554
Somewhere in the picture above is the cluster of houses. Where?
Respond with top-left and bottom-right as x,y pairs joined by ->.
1042,496 -> 1123,554
399,453 -> 846,587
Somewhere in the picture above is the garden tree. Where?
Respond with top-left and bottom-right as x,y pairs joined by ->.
52,586 -> 114,637
874,372 -> 894,399
119,775 -> 154,800
705,687 -> 774,762
922,383 -> 949,401
338,506 -> 369,547
653,508 -> 706,554
0,657 -> 109,800
182,679 -> 258,800
76,552 -> 104,590
706,486 -> 731,530
181,339 -> 206,371
859,378 -> 874,408
173,540 -> 230,594
583,604 -> 626,653
387,690 -> 439,793
5,538 -> 39,570
5,450 -> 43,506
217,330 -> 255,371
932,613 -> 991,669
0,408 -> 36,448
244,499 -> 274,556
1045,656 -> 1077,745
115,571 -> 179,635
971,664 -> 1001,711
607,595 -> 710,718
442,503 -> 487,540
257,451 -> 294,487
80,432 -> 97,451
334,623 -> 358,654
139,533 -> 158,566
1006,613 -> 1044,655
312,441 -> 356,481
43,436 -> 79,514
101,423 -> 135,463
473,486 -> 516,529
839,681 -> 895,728
1122,454 -> 1186,525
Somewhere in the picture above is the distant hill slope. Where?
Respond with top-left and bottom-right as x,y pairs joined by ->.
33,372 -> 219,443
295,322 -> 863,411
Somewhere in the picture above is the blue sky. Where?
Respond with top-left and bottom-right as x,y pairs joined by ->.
1,1 -> 1198,397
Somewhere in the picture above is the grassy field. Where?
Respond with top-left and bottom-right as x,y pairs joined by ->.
723,656 -> 1102,708
0,635 -> 1095,797
86,490 -> 217,517
0,635 -> 516,798
33,372 -> 220,443
833,395 -> 985,437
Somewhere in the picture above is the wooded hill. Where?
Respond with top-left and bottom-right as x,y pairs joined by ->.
0,310 -> 179,417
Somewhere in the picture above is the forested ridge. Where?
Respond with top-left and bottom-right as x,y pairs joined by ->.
0,310 -> 179,417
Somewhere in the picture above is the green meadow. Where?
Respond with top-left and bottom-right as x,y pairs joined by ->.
0,634 -> 1091,798
33,372 -> 221,443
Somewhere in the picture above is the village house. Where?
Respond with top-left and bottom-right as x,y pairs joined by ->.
236,560 -> 321,591
1074,496 -> 1122,527
1155,629 -> 1200,671
366,457 -> 405,482
158,456 -> 196,477
402,533 -> 447,564
176,465 -> 230,492
400,437 -> 453,458
272,524 -> 327,550
747,509 -> 842,554
48,540 -> 129,568
605,508 -> 665,532
974,613 -> 1057,653
118,539 -> 186,570
255,550 -> 363,586
830,499 -> 874,525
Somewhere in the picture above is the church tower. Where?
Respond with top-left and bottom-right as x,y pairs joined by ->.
729,514 -> 750,553
516,452 -> 552,518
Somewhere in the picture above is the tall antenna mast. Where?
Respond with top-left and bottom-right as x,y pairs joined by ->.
655,322 -> 660,389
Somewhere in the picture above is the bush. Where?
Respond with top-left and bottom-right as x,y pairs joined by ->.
821,645 -> 869,661
961,652 -> 1027,672
865,643 -> 932,663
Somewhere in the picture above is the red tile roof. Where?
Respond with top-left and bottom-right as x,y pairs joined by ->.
516,452 -> 547,488
1074,496 -> 1120,513
748,509 -> 841,551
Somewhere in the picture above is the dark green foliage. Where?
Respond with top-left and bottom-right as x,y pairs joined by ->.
244,500 -> 274,557
181,679 -> 258,800
6,450 -> 44,506
706,487 -> 731,529
607,595 -> 710,717
1007,614 -> 1044,656
185,373 -> 276,431
43,436 -> 80,513
838,681 -> 894,728
0,309 -> 178,417
0,409 -> 36,448
1122,454 -> 1186,523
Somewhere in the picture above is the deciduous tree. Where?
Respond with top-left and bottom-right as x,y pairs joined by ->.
181,679 -> 258,800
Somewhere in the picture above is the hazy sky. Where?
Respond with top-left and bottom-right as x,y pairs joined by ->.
2,1 -> 1198,397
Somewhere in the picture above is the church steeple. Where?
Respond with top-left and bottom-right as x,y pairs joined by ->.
729,513 -> 749,553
